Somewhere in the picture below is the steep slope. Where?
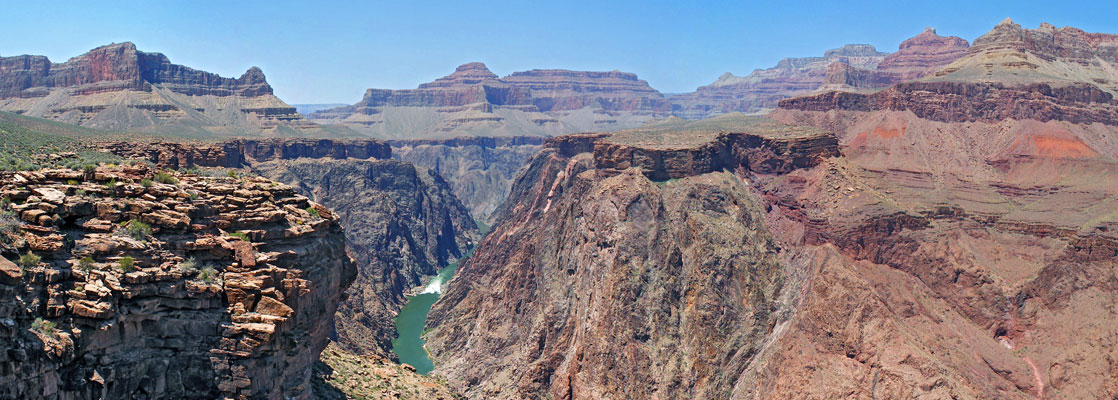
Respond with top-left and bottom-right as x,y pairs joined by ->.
252,158 -> 479,357
0,42 -> 351,137
0,165 -> 355,399
669,44 -> 888,119
424,115 -> 841,398
389,136 -> 545,223
308,63 -> 670,139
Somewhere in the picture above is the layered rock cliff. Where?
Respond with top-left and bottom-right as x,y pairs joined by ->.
308,63 -> 670,139
100,138 -> 392,170
0,42 -> 341,137
669,44 -> 889,119
0,164 -> 356,399
389,136 -> 545,223
252,158 -> 479,357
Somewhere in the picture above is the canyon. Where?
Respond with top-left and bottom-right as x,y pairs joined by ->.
0,17 -> 1115,400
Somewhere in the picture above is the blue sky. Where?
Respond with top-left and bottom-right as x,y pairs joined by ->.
1,0 -> 1116,103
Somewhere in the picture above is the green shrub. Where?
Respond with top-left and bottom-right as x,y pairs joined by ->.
154,172 -> 178,185
18,252 -> 41,269
75,189 -> 87,197
120,219 -> 152,241
181,257 -> 198,274
306,206 -> 321,219
77,256 -> 95,273
31,317 -> 58,338
0,197 -> 10,209
188,191 -> 200,201
118,256 -> 135,272
83,164 -> 97,174
140,178 -> 153,188
66,179 -> 78,186
225,170 -> 238,178
198,266 -> 218,283
103,178 -> 118,189
230,231 -> 251,242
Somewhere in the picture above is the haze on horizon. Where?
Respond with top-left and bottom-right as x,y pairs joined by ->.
1,0 -> 1115,104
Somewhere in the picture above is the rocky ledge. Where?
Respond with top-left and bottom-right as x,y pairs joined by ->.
0,164 -> 355,399
99,138 -> 393,170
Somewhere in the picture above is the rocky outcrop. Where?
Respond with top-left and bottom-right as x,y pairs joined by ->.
99,138 -> 393,170
780,80 -> 1118,125
668,44 -> 889,119
875,27 -> 970,81
0,165 -> 355,399
501,69 -> 670,113
424,115 -> 840,398
389,136 -> 545,223
308,63 -> 670,139
0,42 -> 326,136
251,158 -> 479,358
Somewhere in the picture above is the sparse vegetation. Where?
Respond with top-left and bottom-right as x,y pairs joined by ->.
230,231 -> 251,242
198,266 -> 218,283
188,191 -> 200,201
306,206 -> 321,218
154,171 -> 178,185
0,116 -> 121,172
140,178 -> 153,188
119,219 -> 152,241
30,317 -> 59,339
117,256 -> 135,272
103,178 -> 118,189
226,170 -> 239,178
180,257 -> 198,274
77,256 -> 95,273
18,252 -> 41,269
0,210 -> 20,239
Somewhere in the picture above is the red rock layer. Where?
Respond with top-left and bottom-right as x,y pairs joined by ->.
0,42 -> 272,99
875,27 -> 970,81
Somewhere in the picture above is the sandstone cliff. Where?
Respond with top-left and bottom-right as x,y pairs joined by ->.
0,42 -> 347,137
308,63 -> 670,139
0,164 -> 355,399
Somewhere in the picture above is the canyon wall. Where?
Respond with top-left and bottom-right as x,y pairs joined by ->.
0,165 -> 355,399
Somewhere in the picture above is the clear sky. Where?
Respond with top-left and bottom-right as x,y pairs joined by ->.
1,0 -> 1116,104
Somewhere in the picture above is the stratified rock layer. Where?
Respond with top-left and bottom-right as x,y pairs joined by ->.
308,63 -> 670,139
252,158 -> 478,358
389,136 -> 546,223
0,165 -> 356,399
100,138 -> 393,170
0,42 -> 330,136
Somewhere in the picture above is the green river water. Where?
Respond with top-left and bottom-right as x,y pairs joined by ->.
391,222 -> 487,375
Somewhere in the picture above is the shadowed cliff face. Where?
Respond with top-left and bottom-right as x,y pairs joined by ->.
389,136 -> 545,223
252,158 -> 479,358
0,165 -> 355,399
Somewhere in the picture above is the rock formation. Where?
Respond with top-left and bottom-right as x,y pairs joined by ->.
99,138 -> 392,170
389,136 -> 546,223
0,42 -> 347,137
0,164 -> 355,399
675,29 -> 970,119
252,158 -> 479,357
308,63 -> 670,139
669,44 -> 889,119
422,23 -> 1118,399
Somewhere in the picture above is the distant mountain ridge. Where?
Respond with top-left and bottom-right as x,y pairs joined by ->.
0,42 -> 350,137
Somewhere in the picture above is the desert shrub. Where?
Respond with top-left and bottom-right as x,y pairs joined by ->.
66,179 -> 78,186
306,206 -> 321,218
121,219 -> 152,241
188,191 -> 200,201
140,178 -> 153,188
77,256 -> 95,273
31,317 -> 58,338
75,189 -> 87,197
226,170 -> 238,178
18,252 -> 41,269
117,256 -> 135,272
230,231 -> 251,242
181,257 -> 198,274
154,172 -> 178,185
83,164 -> 97,174
198,266 -> 218,283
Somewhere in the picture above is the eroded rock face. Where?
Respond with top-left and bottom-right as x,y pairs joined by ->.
424,116 -> 839,398
669,44 -> 889,119
389,136 -> 545,223
252,158 -> 478,358
308,63 -> 670,139
0,165 -> 355,399
875,27 -> 970,81
99,138 -> 393,170
0,42 -> 320,135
